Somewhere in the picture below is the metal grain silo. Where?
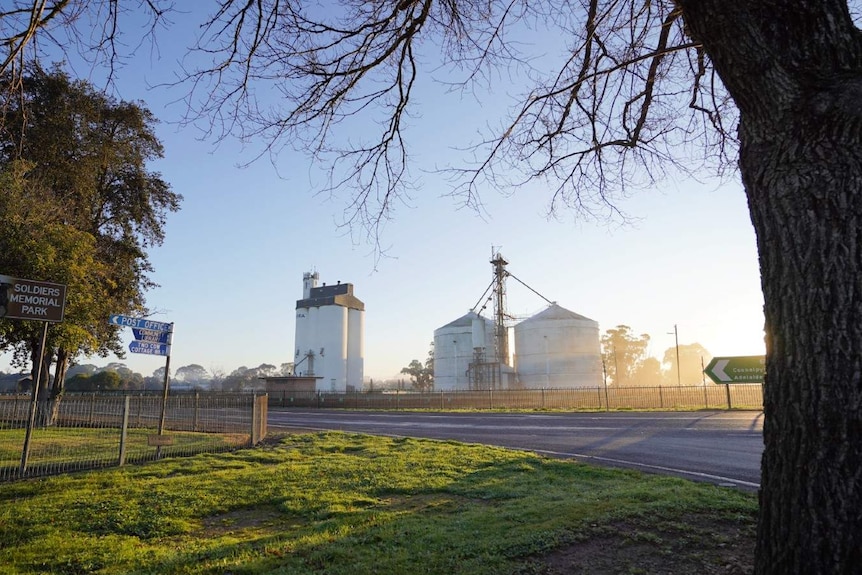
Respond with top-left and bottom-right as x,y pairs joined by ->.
513,303 -> 601,388
433,311 -> 495,390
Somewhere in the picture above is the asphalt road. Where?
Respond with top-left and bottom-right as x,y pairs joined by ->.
268,409 -> 764,490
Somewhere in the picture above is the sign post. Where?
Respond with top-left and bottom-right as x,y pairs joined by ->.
704,355 -> 765,410
1,274 -> 68,475
109,314 -> 174,457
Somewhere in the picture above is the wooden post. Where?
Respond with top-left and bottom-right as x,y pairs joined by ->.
118,395 -> 130,466
156,351 -> 171,459
19,321 -> 48,475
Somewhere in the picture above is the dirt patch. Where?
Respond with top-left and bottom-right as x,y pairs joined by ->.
522,515 -> 754,575
199,507 -> 287,537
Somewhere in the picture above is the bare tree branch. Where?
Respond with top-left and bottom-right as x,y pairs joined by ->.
1,0 -> 737,245
0,1 -> 170,94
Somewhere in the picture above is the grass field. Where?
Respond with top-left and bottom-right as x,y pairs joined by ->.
0,431 -> 757,575
0,427 -> 251,480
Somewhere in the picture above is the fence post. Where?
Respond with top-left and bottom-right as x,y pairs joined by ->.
136,394 -> 143,427
659,386 -> 664,409
251,394 -> 266,445
193,392 -> 200,432
118,396 -> 130,466
725,384 -> 733,409
703,383 -> 709,409
541,387 -> 545,409
317,390 -> 321,409
440,390 -> 444,410
489,389 -> 493,410
89,392 -> 97,425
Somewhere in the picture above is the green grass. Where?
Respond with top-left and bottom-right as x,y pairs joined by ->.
0,432 -> 757,575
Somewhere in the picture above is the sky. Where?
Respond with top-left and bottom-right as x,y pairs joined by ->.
0,6 -> 766,380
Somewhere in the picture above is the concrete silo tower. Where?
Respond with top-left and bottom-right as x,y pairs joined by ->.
294,272 -> 365,392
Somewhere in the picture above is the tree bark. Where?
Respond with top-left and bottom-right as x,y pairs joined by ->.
741,98 -> 862,574
29,333 -> 54,427
677,1 -> 862,573
47,347 -> 70,426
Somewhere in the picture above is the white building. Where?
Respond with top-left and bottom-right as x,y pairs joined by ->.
294,272 -> 365,392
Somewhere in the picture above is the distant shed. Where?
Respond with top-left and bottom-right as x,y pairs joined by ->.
260,375 -> 321,394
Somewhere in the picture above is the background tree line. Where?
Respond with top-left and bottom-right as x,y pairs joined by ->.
600,325 -> 712,387
0,362 -> 298,393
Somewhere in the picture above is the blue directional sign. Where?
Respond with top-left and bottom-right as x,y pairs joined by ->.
108,314 -> 172,332
129,340 -> 171,356
132,328 -> 172,345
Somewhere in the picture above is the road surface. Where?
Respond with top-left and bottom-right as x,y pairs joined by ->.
268,409 -> 764,490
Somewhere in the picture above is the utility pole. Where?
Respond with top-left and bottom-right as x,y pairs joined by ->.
668,324 -> 681,386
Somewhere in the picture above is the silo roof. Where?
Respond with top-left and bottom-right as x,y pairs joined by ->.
438,311 -> 489,330
522,303 -> 595,323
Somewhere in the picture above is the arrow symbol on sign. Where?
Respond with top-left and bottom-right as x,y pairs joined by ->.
711,359 -> 731,382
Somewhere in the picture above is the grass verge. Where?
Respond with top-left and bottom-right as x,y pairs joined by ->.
0,431 -> 756,575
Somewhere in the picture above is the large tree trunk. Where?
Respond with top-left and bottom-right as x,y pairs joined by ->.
743,104 -> 862,574
47,347 -> 70,426
677,1 -> 862,573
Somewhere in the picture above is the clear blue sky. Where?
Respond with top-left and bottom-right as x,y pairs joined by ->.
1,6 -> 765,380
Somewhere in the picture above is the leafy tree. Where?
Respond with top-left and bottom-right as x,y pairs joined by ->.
662,343 -> 712,387
66,364 -> 99,379
102,363 -> 144,388
256,363 -> 277,378
144,366 -> 170,391
5,1 -> 862,571
90,370 -> 122,391
0,162 -> 113,396
221,364 -> 271,391
66,370 -> 122,392
425,342 -> 434,376
631,357 -> 664,388
65,373 -> 93,392
151,366 -> 167,382
208,366 -> 226,391
175,364 -> 210,385
600,326 -> 651,386
401,343 -> 434,391
400,359 -> 434,392
0,67 -> 180,416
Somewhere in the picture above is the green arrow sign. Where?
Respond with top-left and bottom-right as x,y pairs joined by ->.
704,355 -> 765,383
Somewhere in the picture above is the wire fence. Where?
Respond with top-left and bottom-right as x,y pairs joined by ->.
267,384 -> 763,411
0,392 -> 267,482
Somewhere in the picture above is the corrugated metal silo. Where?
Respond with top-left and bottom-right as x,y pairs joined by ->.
513,303 -> 602,388
433,311 -> 495,390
